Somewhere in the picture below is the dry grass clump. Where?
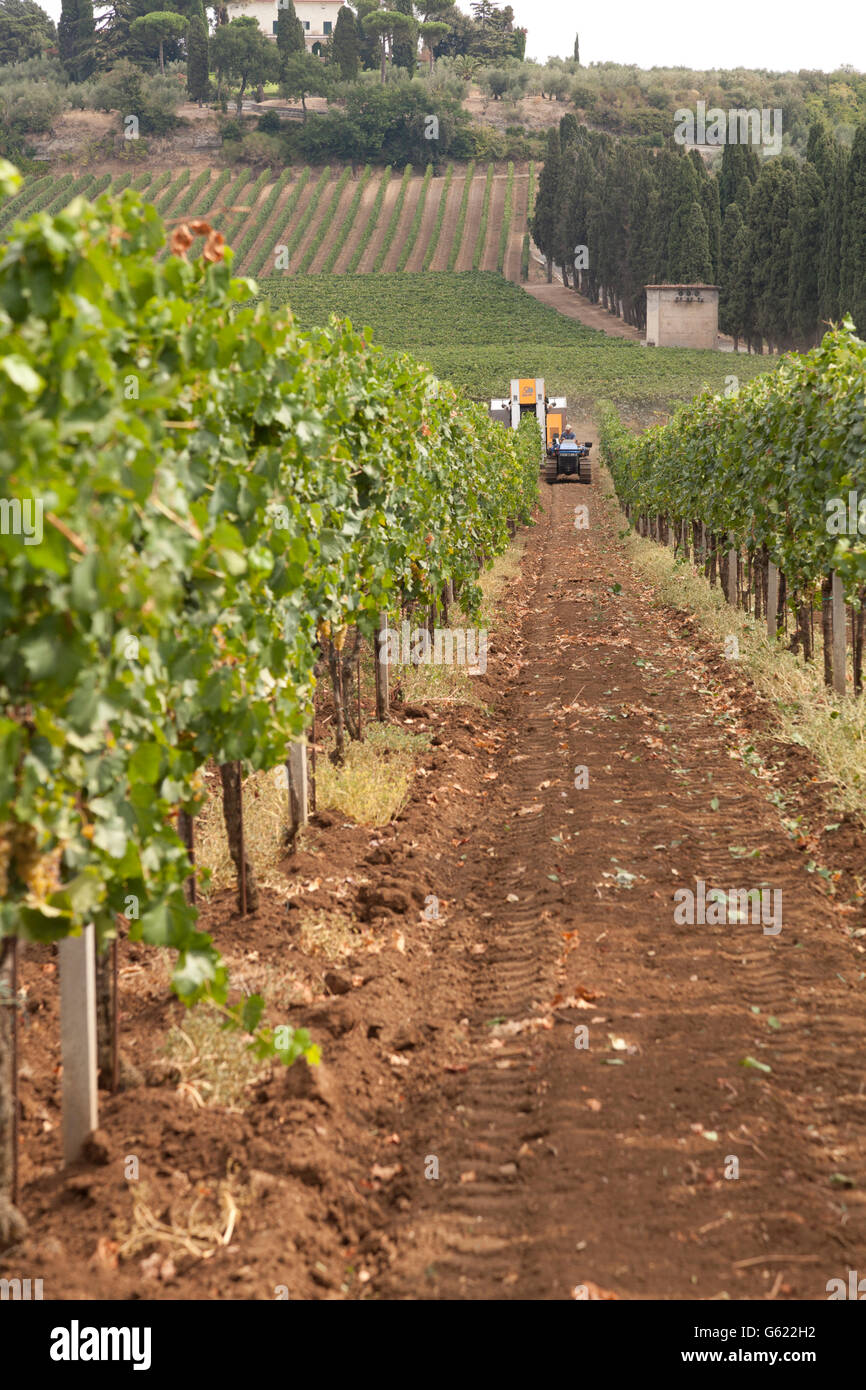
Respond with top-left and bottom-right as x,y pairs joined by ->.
599,466 -> 866,818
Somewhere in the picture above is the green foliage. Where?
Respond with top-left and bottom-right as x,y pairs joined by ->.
86,60 -> 183,135
276,0 -> 304,66
173,166 -> 212,216
0,0 -> 56,64
0,172 -> 51,233
130,11 -> 187,75
196,165 -> 232,214
297,165 -> 350,273
212,16 -> 280,115
331,5 -> 360,82
0,174 -> 538,1065
599,319 -> 866,598
244,167 -> 295,276
186,14 -> 210,104
282,162 -> 330,268
287,79 -> 471,167
58,0 -> 93,82
249,166 -> 309,276
154,166 -> 190,216
281,49 -> 332,115
263,269 -> 774,413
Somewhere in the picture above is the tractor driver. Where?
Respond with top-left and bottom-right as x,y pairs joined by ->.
561,424 -> 576,440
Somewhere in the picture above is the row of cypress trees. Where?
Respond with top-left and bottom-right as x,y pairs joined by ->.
531,114 -> 866,353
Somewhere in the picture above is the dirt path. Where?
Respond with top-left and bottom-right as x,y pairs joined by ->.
367,447 -> 866,1300
525,280 -> 645,340
7,451 -> 865,1303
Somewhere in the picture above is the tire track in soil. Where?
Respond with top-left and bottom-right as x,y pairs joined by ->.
374,438 -> 866,1301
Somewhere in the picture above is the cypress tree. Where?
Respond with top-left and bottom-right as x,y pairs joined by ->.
840,122 -> 866,335
332,4 -> 360,80
818,142 -> 847,326
553,145 -> 577,285
559,111 -> 578,149
277,0 -> 305,70
626,163 -> 657,329
58,0 -> 77,75
749,162 -> 798,352
719,202 -> 747,350
532,126 -> 561,283
699,170 -> 721,282
187,14 -> 210,103
76,0 -> 94,80
787,162 -> 823,347
718,142 -> 759,212
671,201 -> 713,283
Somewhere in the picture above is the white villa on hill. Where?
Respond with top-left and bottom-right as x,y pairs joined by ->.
226,1 -> 344,51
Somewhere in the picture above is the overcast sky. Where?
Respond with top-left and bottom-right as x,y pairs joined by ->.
477,1 -> 864,71
36,0 -> 864,73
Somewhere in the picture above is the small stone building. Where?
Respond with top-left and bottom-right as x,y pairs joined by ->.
645,284 -> 719,350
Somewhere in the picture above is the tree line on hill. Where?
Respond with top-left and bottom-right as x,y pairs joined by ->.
531,115 -> 866,352
0,0 -> 529,161
0,0 -> 524,92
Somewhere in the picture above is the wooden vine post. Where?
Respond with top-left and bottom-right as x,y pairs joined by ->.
59,926 -> 98,1165
832,571 -> 847,697
767,562 -> 780,638
0,937 -> 18,1203
287,740 -> 309,838
726,542 -> 738,606
375,612 -> 390,720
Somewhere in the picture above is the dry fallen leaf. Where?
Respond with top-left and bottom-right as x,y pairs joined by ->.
370,1163 -> 402,1182
94,1237 -> 119,1271
573,1280 -> 619,1300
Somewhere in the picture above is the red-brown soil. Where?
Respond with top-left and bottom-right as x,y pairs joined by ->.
4,444 -> 865,1300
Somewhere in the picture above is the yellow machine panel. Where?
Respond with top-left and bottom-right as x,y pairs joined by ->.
546,413 -> 563,446
518,378 -> 537,404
